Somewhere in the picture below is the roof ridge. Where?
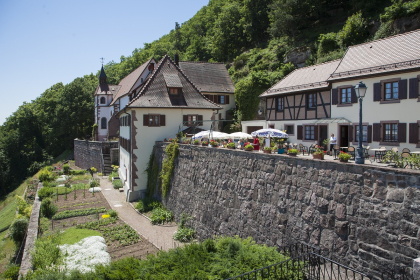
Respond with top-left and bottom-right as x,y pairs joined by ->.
180,60 -> 225,65
118,57 -> 153,85
127,57 -> 154,93
347,29 -> 420,49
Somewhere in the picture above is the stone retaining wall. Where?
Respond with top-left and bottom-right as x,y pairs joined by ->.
155,142 -> 420,278
74,140 -> 118,172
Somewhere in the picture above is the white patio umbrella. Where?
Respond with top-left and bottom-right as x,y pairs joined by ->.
250,128 -> 289,138
210,132 -> 230,139
227,132 -> 252,139
191,130 -> 211,140
192,131 -> 229,140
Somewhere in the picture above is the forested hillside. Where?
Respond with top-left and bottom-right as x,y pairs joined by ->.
1,0 -> 419,195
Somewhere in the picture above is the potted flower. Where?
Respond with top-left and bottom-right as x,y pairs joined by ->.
312,147 -> 325,160
227,142 -> 235,149
202,141 -> 208,147
338,152 -> 351,163
210,140 -> 218,147
288,148 -> 299,156
193,139 -> 200,145
263,146 -> 272,154
244,144 -> 254,151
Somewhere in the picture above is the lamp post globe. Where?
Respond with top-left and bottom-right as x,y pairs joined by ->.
355,81 -> 367,164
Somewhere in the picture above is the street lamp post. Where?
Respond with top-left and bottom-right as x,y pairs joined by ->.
354,81 -> 367,164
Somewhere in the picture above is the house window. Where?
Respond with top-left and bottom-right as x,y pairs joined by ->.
169,88 -> 180,95
220,95 -> 225,104
149,115 -> 160,126
385,82 -> 399,100
305,126 -> 315,140
341,88 -> 351,104
307,93 -> 316,109
285,125 -> 294,135
384,123 -> 398,142
100,97 -> 106,104
277,97 -> 284,111
355,125 -> 368,142
188,115 -> 198,126
101,117 -> 107,129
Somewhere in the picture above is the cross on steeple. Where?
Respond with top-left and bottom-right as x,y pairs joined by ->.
99,57 -> 107,84
100,57 -> 105,65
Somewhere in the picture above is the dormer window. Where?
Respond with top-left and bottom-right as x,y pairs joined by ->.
141,78 -> 144,83
100,97 -> 106,104
169,88 -> 181,95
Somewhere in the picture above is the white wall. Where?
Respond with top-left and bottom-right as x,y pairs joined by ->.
331,71 -> 420,151
126,108 -> 215,201
95,94 -> 113,141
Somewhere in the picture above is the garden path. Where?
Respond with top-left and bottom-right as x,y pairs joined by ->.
97,176 -> 179,252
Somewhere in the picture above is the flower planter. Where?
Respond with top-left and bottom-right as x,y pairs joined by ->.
201,143 -> 207,146
313,154 -> 324,160
245,148 -> 254,151
263,150 -> 272,154
277,149 -> 285,154
340,159 -> 349,163
288,153 -> 297,157
227,147 -> 235,149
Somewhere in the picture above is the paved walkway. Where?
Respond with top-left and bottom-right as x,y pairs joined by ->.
97,176 -> 179,251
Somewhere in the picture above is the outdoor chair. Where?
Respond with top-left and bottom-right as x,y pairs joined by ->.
333,145 -> 340,159
308,144 -> 317,155
347,146 -> 356,160
375,148 -> 387,162
401,152 -> 411,168
298,143 -> 308,155
391,147 -> 398,153
402,148 -> 410,153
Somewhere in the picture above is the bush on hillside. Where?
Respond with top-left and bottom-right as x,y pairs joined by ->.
38,187 -> 54,200
2,264 -> 20,280
317,32 -> 339,57
40,198 -> 58,218
337,11 -> 369,48
374,21 -> 398,40
9,218 -> 29,244
38,168 -> 54,182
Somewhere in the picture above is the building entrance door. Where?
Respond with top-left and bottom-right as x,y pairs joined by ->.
319,125 -> 328,149
340,125 -> 349,147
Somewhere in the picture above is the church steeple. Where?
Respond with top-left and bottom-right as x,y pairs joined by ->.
99,65 -> 107,84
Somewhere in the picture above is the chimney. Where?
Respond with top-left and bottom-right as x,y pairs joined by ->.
174,52 -> 179,66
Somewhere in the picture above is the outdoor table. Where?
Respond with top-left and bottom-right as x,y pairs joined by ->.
340,147 -> 348,152
371,149 -> 387,161
410,151 -> 420,154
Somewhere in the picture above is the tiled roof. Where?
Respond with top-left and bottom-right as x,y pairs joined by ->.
163,73 -> 183,88
94,84 -> 121,96
127,55 -> 221,110
179,61 -> 235,93
260,60 -> 340,97
329,30 -> 420,80
110,58 -> 154,105
99,65 -> 107,78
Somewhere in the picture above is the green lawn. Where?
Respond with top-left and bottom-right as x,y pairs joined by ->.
59,228 -> 101,245
0,200 -> 17,232
0,229 -> 17,275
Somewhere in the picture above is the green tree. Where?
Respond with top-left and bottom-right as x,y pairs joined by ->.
337,11 -> 369,48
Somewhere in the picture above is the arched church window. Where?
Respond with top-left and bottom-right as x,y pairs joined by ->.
101,117 -> 107,129
100,97 -> 106,104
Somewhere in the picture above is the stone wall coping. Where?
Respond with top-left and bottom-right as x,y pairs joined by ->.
74,139 -> 118,144
156,141 -> 420,177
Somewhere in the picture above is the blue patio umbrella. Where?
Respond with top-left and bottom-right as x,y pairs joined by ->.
250,128 -> 289,138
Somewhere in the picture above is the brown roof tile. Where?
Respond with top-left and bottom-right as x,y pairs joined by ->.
179,61 -> 235,93
110,58 -> 154,105
127,55 -> 221,110
329,30 -> 420,80
260,60 -> 340,97
94,84 -> 121,96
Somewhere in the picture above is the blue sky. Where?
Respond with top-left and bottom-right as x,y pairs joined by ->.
0,0 -> 209,125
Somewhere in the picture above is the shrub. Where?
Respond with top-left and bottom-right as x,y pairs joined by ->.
227,142 -> 235,148
42,181 -> 58,188
150,207 -> 173,225
173,227 -> 195,242
2,264 -> 20,280
112,179 -> 123,189
63,164 -> 70,174
135,197 -> 161,213
98,172 -> 103,176
107,209 -> 118,218
40,198 -> 58,218
374,21 -> 398,40
9,218 -> 29,244
338,152 -> 352,161
69,170 -> 86,175
244,144 -> 254,150
337,11 -> 369,48
37,187 -> 54,200
288,148 -> 299,155
89,178 -> 100,188
38,168 -> 54,182
160,141 -> 179,198
317,32 -> 339,57
108,171 -> 118,182
90,167 -> 97,173
193,139 -> 200,145
31,234 -> 61,270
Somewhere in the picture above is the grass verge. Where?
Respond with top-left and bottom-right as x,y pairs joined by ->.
59,228 -> 101,245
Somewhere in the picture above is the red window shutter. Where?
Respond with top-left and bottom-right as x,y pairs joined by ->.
331,89 -> 338,105
226,95 -> 230,104
398,123 -> 406,143
409,123 -> 419,144
351,87 -> 358,103
160,115 -> 166,126
399,79 -> 407,99
314,126 -> 319,141
297,125 -> 303,140
373,123 -> 381,141
348,126 -> 353,142
143,114 -> 149,126
409,78 -> 419,99
373,83 -> 381,101
198,115 -> 203,126
128,115 -> 131,126
368,125 -> 372,143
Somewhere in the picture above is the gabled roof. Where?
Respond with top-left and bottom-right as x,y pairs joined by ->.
260,59 -> 340,97
329,29 -> 420,81
178,61 -> 235,93
94,84 -> 121,96
127,55 -> 221,110
110,58 -> 155,105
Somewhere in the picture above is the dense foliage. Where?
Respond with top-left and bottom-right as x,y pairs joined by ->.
25,236 -> 293,279
2,0 -> 414,197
